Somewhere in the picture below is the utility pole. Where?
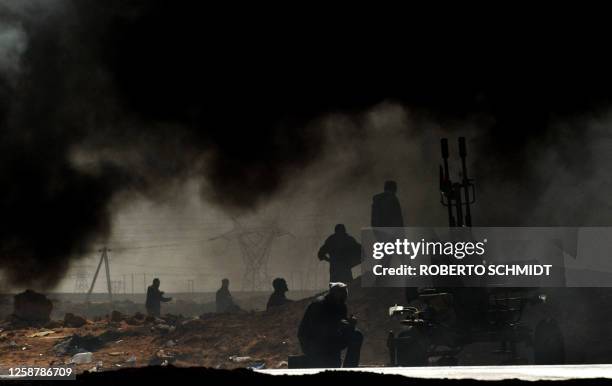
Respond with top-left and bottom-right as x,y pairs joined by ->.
187,279 -> 195,293
131,273 -> 134,295
86,247 -> 113,304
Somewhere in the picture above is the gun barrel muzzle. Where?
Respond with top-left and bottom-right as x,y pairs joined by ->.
441,138 -> 449,159
458,137 -> 466,157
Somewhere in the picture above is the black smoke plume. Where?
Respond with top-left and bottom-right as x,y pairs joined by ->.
1,1 -> 611,287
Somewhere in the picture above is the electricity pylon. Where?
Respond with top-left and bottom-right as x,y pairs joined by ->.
73,267 -> 90,293
210,220 -> 290,291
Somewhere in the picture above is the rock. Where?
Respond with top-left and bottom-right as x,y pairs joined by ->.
44,320 -> 63,329
64,313 -> 87,328
148,349 -> 175,366
125,312 -> 145,326
178,318 -> 205,331
87,364 -> 99,373
27,330 -> 55,338
159,314 -> 182,325
13,290 -> 52,324
110,310 -> 124,323
152,323 -> 171,333
70,352 -> 93,364
276,360 -> 288,368
133,312 -> 145,320
53,334 -> 104,355
247,362 -> 266,370
98,329 -> 122,343
229,355 -> 252,363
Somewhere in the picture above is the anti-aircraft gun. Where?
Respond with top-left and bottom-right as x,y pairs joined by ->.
386,137 -> 565,366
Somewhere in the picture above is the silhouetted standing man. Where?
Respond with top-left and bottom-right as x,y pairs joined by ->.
298,282 -> 363,368
371,180 -> 403,228
216,278 -> 240,313
267,277 -> 293,310
145,278 -> 172,317
318,224 -> 361,284
371,180 -> 406,275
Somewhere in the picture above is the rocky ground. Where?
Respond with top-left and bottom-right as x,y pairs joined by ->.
0,281 -> 408,373
0,300 -> 310,373
2,284 -> 612,374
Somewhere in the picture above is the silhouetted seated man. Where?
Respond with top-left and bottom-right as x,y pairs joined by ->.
298,282 -> 363,368
145,278 -> 172,317
267,278 -> 293,310
318,224 -> 361,284
216,278 -> 241,313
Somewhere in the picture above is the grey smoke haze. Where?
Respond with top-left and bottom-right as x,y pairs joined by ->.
2,0 -> 612,291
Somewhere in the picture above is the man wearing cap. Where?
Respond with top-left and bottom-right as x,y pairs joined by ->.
297,282 -> 363,368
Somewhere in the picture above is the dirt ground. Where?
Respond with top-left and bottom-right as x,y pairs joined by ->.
0,282 -> 404,373
2,284 -> 612,374
0,300 -> 309,373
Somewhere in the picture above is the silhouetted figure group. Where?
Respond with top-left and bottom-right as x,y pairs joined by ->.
145,278 -> 172,317
296,180 -> 403,367
212,181 -> 404,368
142,181 -> 403,368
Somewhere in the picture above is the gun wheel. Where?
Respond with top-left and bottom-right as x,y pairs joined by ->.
533,317 -> 565,364
394,326 -> 429,366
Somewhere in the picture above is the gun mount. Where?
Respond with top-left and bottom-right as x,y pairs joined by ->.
440,137 -> 476,227
386,137 -> 564,367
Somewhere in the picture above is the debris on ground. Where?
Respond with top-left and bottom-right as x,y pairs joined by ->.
247,362 -> 266,370
277,360 -> 288,368
88,361 -> 103,373
229,355 -> 252,363
178,318 -> 205,331
125,312 -> 146,325
70,351 -> 93,364
44,319 -> 63,329
5,298 -> 311,372
147,349 -> 176,366
151,323 -> 174,334
27,330 -> 55,338
64,312 -> 87,328
53,334 -> 104,355
110,310 -> 124,323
